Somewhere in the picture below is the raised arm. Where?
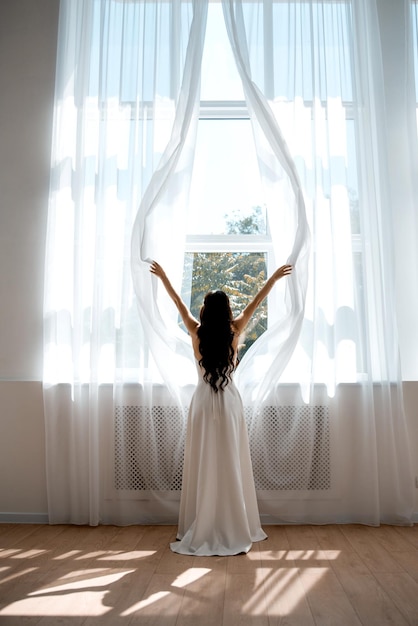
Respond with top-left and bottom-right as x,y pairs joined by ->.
233,264 -> 293,334
150,261 -> 199,334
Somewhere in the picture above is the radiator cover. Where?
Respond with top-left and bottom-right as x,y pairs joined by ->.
114,405 -> 330,492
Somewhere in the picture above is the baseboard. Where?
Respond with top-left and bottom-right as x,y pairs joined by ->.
0,512 -> 49,524
0,511 -> 416,525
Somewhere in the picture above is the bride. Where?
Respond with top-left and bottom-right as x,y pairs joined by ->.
150,260 -> 292,556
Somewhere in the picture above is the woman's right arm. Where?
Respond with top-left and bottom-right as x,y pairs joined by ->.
150,261 -> 199,334
233,264 -> 292,333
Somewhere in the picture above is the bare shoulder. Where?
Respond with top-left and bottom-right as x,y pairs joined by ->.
190,324 -> 201,360
231,321 -> 242,345
231,315 -> 245,334
190,321 -> 200,336
182,314 -> 199,335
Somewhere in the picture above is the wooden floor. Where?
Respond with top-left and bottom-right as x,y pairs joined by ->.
1,524 -> 418,625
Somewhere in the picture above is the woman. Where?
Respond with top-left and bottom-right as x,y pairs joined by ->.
150,260 -> 292,556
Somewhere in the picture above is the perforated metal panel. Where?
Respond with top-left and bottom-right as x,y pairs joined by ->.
114,404 -> 330,492
245,405 -> 331,491
114,406 -> 185,491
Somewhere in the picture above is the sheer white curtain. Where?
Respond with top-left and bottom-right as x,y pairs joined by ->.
229,0 -> 413,524
221,0 -> 310,409
44,0 -> 207,524
130,1 -> 207,401
44,0 -> 415,526
220,0 -> 414,524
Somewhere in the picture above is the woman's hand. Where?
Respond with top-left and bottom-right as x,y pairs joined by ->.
271,264 -> 293,282
150,261 -> 166,280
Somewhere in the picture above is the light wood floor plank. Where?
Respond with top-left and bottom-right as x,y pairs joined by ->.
325,547 -> 372,577
312,524 -> 357,551
389,550 -> 418,583
284,525 -> 323,551
260,525 -> 290,550
334,571 -> 409,626
363,524 -> 416,553
297,567 -> 362,626
226,543 -> 262,574
263,565 -> 315,626
75,530 -> 160,626
374,570 -> 418,625
223,570 -> 269,625
175,568 -> 226,626
156,545 -> 227,577
340,525 -> 405,573
392,524 -> 418,550
126,573 -> 184,625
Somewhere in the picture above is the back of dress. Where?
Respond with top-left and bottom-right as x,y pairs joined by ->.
170,365 -> 267,556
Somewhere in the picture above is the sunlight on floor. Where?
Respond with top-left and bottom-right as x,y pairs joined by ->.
259,549 -> 336,561
120,567 -> 212,616
1,567 -> 38,585
0,556 -> 334,618
29,568 -> 135,594
120,591 -> 172,616
1,569 -> 133,617
0,592 -> 112,617
0,550 -> 338,617
0,542 -> 352,620
98,550 -> 156,561
253,567 -> 306,615
7,549 -> 47,559
171,567 -> 212,588
53,549 -> 83,560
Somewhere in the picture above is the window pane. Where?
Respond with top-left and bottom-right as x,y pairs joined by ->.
182,252 -> 268,357
90,1 -> 176,102
200,3 -> 244,101
187,120 -> 266,235
271,2 -> 353,101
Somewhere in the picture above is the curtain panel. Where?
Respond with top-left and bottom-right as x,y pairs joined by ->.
43,0 -> 415,525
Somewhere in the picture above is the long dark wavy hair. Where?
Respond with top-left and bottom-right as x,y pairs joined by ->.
197,290 -> 235,392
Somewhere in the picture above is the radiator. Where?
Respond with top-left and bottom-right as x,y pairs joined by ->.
114,405 -> 330,492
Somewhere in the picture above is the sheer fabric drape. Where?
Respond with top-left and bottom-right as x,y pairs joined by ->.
44,0 -> 206,524
44,0 -> 415,526
219,0 -> 413,524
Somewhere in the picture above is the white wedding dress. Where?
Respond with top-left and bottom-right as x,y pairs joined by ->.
170,363 -> 267,556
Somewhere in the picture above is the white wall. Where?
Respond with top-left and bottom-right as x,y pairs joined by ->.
0,0 -> 59,381
377,0 -> 418,380
0,0 -> 59,520
0,383 -> 47,520
0,0 -> 417,521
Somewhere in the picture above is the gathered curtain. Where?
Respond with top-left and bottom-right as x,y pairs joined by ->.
44,0 -> 415,526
